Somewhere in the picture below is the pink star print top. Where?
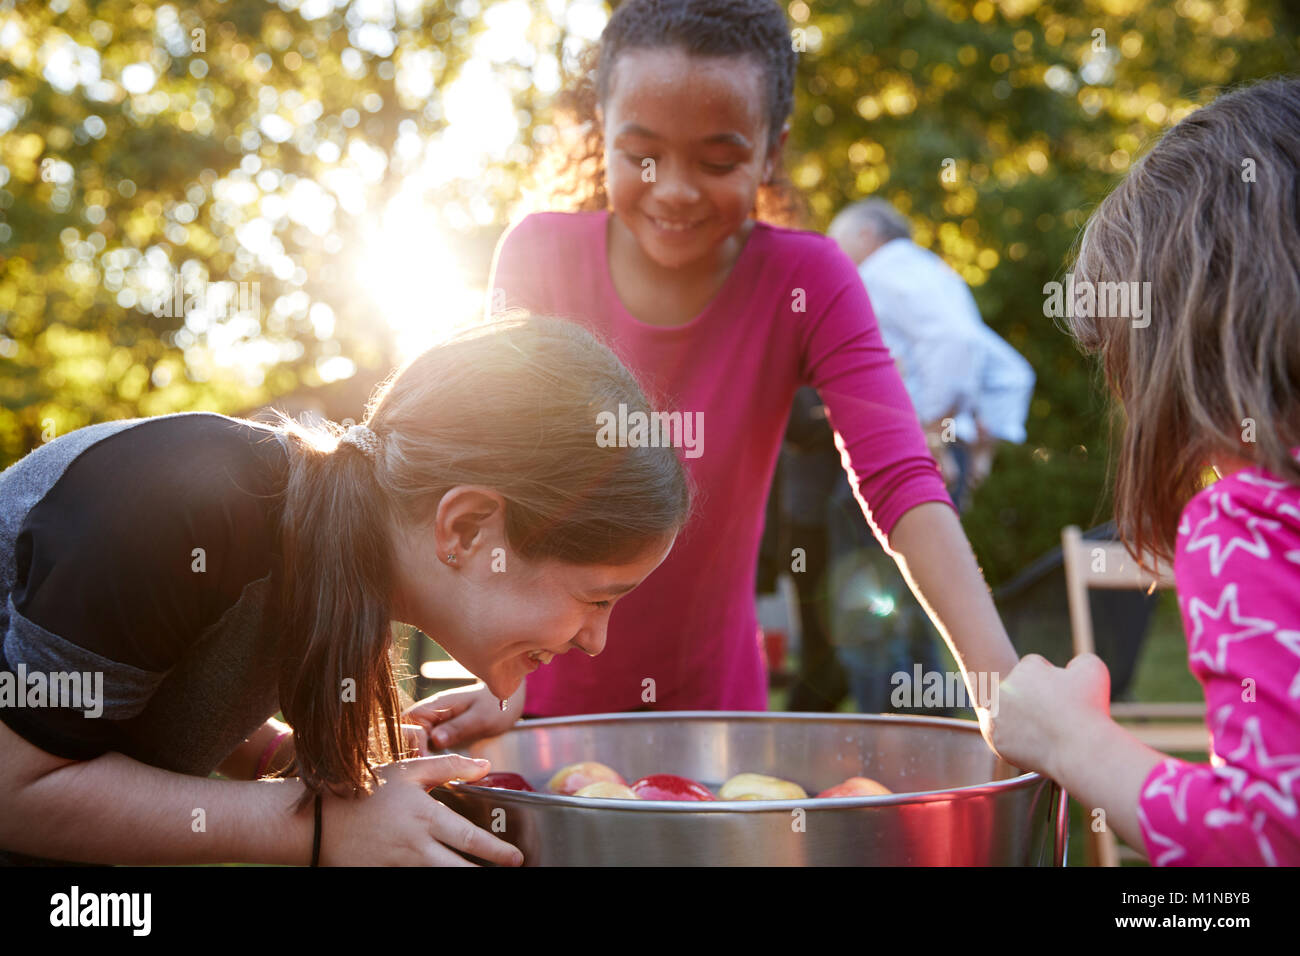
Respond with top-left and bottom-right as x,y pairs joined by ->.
1138,455 -> 1300,865
487,210 -> 952,714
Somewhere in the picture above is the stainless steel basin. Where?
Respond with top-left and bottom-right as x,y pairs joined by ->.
435,711 -> 1068,866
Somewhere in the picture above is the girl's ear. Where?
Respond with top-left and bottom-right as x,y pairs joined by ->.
764,122 -> 790,182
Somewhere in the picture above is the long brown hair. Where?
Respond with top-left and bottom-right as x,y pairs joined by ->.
274,316 -> 693,808
515,0 -> 807,228
1066,77 -> 1300,569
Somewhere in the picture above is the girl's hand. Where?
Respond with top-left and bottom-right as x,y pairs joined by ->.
404,681 -> 524,751
319,754 -> 524,866
978,653 -> 1112,780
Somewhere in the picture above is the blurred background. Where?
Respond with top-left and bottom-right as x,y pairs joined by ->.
2,0 -> 1298,594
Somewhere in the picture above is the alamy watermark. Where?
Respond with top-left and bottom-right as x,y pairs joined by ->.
596,403 -> 704,459
890,666 -> 999,716
50,885 -> 151,935
1042,272 -> 1151,328
0,665 -> 104,717
150,277 -> 261,320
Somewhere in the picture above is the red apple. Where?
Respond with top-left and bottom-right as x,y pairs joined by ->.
547,761 -> 625,795
474,772 -> 535,792
816,776 -> 892,798
630,773 -> 716,801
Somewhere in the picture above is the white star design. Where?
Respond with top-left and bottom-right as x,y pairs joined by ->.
1225,717 -> 1300,818
1209,703 -> 1233,746
1252,811 -> 1279,866
1184,490 -> 1280,576
1203,806 -> 1244,827
1142,758 -> 1195,825
1202,804 -> 1283,865
1237,471 -> 1290,508
1186,583 -> 1277,673
1210,762 -> 1250,795
1276,630 -> 1300,699
1137,801 -> 1187,866
1197,763 -> 1294,863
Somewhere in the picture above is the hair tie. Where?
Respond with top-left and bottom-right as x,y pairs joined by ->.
339,424 -> 381,461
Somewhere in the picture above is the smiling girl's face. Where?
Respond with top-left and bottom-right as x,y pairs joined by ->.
599,46 -> 786,273
390,487 -> 675,701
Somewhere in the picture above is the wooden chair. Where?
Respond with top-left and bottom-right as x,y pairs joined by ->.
1060,526 -> 1206,866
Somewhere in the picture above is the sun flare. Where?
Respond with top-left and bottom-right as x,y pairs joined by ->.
351,198 -> 485,364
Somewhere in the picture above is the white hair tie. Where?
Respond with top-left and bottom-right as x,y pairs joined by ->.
340,424 -> 382,461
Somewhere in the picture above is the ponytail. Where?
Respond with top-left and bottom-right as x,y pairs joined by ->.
274,420 -> 407,810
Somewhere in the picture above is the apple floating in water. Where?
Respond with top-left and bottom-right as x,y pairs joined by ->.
547,761 -> 626,795
473,772 -> 535,792
816,776 -> 892,798
718,772 -> 808,801
630,773 -> 716,801
574,781 -> 639,799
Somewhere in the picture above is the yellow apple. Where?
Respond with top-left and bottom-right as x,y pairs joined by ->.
547,761 -> 625,795
574,781 -> 639,799
718,772 -> 808,800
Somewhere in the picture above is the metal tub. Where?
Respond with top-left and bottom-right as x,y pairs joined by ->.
436,711 -> 1068,866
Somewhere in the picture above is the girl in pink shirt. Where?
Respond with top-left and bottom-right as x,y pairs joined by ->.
418,0 -> 1018,744
987,78 -> 1300,865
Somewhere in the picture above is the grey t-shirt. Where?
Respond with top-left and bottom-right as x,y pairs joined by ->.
0,413 -> 290,865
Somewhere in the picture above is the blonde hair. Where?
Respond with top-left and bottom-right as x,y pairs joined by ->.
1067,77 -> 1300,568
273,316 -> 692,808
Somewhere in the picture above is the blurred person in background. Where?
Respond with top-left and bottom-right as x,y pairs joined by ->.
771,386 -> 850,712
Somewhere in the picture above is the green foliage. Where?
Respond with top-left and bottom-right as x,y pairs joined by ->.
1,0 -> 528,459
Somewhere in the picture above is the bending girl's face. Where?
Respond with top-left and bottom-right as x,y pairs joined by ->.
392,489 -> 676,701
599,46 -> 783,271
462,534 -> 675,701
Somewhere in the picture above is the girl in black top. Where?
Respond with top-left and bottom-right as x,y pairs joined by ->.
0,317 -> 690,865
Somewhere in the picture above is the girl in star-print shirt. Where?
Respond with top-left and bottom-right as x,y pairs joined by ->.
985,77 -> 1300,865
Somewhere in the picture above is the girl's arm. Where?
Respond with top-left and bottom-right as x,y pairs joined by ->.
1049,710 -> 1165,850
886,501 -> 1020,695
0,718 -> 313,865
799,242 -> 1016,695
0,717 -> 524,866
989,474 -> 1300,865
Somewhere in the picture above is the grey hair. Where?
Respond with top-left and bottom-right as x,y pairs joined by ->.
829,198 -> 913,243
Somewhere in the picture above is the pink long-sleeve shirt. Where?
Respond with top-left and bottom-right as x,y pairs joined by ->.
1137,455 -> 1300,865
487,210 -> 952,715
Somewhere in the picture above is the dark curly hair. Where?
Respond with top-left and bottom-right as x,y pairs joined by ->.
516,0 -> 807,227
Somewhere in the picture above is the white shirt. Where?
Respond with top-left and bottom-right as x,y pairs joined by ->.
858,238 -> 1034,444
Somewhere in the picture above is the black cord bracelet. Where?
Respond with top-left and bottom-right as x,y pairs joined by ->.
311,792 -> 322,867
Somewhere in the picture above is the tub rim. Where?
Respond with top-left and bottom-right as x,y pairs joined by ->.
438,710 -> 1046,813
